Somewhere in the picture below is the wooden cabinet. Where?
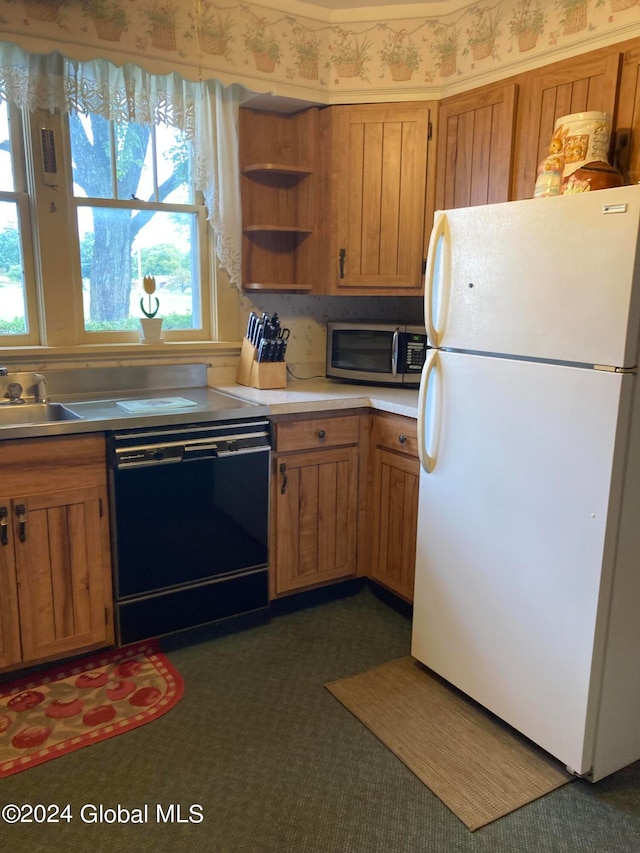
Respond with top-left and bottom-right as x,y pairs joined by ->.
271,414 -> 361,596
369,414 -> 420,603
513,48 -> 622,200
0,434 -> 113,673
616,45 -> 640,185
435,82 -> 517,210
320,102 -> 434,295
239,107 -> 319,292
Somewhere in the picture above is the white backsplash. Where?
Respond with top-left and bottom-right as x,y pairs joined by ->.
237,292 -> 424,377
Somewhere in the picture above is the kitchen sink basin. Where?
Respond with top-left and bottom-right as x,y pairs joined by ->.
0,402 -> 83,427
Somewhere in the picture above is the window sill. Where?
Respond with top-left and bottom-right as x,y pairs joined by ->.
0,340 -> 242,367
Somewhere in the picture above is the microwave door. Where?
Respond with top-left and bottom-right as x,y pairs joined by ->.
328,327 -> 404,385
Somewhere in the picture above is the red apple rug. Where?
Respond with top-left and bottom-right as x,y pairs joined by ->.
0,640 -> 183,777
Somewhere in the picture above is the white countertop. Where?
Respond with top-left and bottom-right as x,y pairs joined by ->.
216,378 -> 419,419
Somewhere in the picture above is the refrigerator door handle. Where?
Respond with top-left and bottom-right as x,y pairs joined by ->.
417,349 -> 438,473
424,212 -> 446,347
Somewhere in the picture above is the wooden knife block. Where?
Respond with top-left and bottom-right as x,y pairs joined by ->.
236,336 -> 287,390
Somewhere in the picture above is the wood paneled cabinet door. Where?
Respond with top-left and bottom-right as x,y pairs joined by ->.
370,415 -> 420,602
322,103 -> 432,295
513,49 -> 622,200
0,435 -> 114,673
616,45 -> 640,185
272,415 -> 359,595
0,497 -> 21,670
435,82 -> 517,211
13,486 -> 111,664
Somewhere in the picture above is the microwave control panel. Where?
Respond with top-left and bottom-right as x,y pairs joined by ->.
404,334 -> 428,372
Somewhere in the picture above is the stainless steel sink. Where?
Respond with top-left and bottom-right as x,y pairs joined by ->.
0,402 -> 83,427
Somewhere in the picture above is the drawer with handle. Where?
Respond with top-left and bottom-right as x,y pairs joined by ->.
275,415 -> 360,452
373,414 -> 418,457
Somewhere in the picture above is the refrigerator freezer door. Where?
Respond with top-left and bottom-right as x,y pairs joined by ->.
427,186 -> 640,368
412,350 -> 631,774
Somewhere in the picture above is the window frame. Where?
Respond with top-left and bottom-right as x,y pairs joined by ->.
0,102 -> 40,347
0,103 -> 215,351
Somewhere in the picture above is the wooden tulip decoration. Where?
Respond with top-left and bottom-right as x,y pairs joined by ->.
140,275 -> 159,318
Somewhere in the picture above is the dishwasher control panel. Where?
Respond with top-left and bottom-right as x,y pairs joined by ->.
109,418 -> 271,469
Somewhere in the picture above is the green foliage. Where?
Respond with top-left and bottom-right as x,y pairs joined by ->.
379,31 -> 421,72
0,227 -> 22,279
243,20 -> 282,61
140,244 -> 188,277
0,317 -> 26,335
509,0 -> 546,36
84,310 -> 192,332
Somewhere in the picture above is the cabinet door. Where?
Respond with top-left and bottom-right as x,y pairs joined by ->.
616,46 -> 640,185
329,103 -> 431,294
435,82 -> 517,210
370,414 -> 419,602
274,446 -> 358,594
14,486 -> 111,664
0,496 -> 21,670
514,50 -> 621,199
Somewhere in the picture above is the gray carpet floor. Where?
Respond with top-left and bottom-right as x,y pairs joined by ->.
2,585 -> 640,852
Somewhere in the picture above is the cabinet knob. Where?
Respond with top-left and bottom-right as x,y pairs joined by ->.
317,429 -> 326,440
398,434 -> 407,444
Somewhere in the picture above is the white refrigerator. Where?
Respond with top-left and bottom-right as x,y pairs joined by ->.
411,184 -> 640,782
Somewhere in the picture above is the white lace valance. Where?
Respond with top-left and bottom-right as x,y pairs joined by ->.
0,41 -> 251,288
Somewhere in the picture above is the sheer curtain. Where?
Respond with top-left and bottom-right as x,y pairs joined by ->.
0,42 -> 249,288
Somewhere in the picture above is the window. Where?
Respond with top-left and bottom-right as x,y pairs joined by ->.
0,47 -> 246,351
69,111 -> 210,340
0,100 -> 38,345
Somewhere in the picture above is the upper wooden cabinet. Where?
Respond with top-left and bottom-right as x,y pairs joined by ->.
319,102 -> 434,295
435,82 -> 517,211
239,107 -> 319,292
513,49 -> 622,200
616,45 -> 640,185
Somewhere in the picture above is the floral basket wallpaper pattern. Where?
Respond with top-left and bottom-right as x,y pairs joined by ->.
0,0 -> 637,98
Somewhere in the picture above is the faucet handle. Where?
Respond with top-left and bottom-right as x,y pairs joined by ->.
0,367 -> 7,376
5,382 -> 24,403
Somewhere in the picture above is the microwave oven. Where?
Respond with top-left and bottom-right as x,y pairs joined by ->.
326,322 -> 428,386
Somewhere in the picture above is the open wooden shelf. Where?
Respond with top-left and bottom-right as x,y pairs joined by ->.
243,225 -> 313,234
242,163 -> 313,177
239,108 -> 319,292
243,282 -> 313,292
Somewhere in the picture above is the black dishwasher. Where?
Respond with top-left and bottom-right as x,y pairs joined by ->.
108,419 -> 270,644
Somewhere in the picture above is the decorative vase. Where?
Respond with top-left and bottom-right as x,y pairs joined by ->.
554,111 -> 612,182
139,318 -> 163,344
562,161 -> 624,194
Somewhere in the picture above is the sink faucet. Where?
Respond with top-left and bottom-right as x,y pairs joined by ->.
32,373 -> 48,403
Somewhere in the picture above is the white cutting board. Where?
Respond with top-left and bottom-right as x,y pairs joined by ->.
116,397 -> 197,413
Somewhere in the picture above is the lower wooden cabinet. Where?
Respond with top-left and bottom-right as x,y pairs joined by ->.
0,435 -> 114,673
270,409 -> 421,604
271,414 -> 360,596
369,414 -> 420,602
